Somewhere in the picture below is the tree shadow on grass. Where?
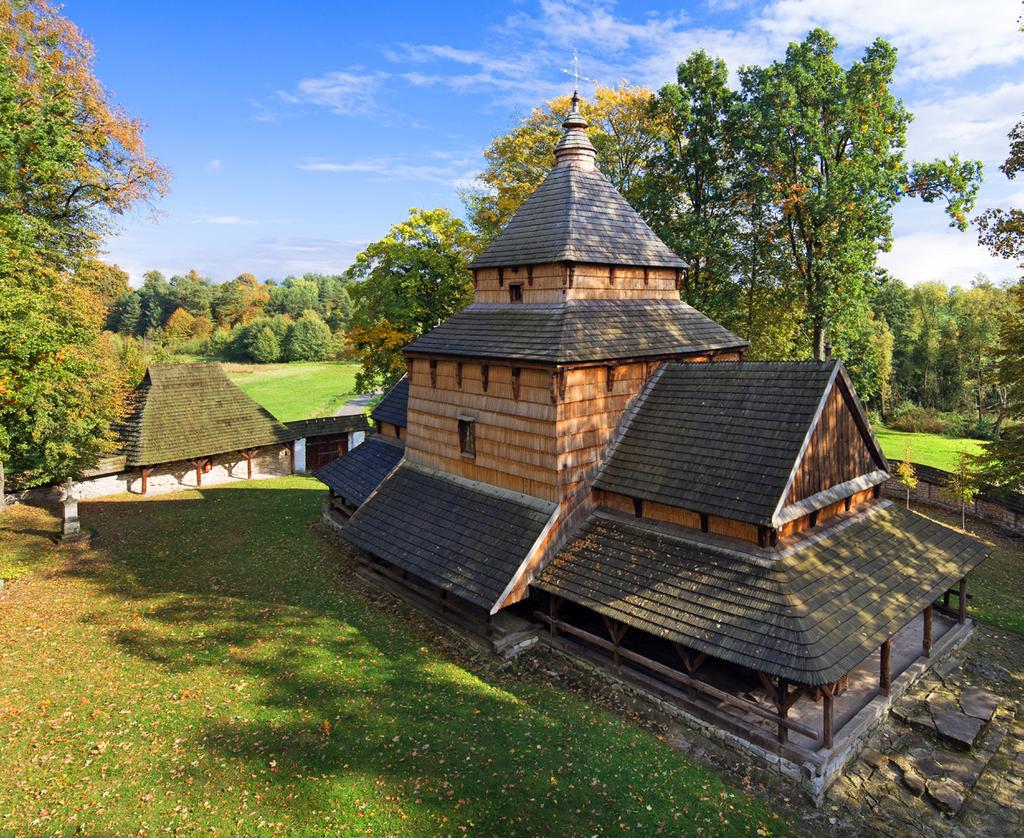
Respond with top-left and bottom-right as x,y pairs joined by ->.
62,480 -> 779,835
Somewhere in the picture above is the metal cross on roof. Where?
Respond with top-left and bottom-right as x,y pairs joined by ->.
561,49 -> 594,93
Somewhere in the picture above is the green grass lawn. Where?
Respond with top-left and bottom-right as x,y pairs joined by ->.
224,362 -> 361,421
874,427 -> 986,472
0,479 -> 786,836
907,501 -> 1024,635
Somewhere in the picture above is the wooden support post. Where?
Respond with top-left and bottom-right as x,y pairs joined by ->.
548,595 -> 562,638
777,678 -> 790,744
822,683 -> 835,749
290,442 -> 296,474
192,459 -> 204,487
674,643 -> 706,699
959,578 -> 967,623
602,615 -> 628,666
880,638 -> 892,695
923,605 -> 933,657
140,466 -> 151,495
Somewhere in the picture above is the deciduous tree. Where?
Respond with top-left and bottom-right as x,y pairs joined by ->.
739,29 -> 981,360
346,208 -> 476,391
0,1 -> 167,492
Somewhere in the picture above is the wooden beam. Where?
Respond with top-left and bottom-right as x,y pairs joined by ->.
959,578 -> 967,623
923,605 -> 933,657
535,612 -> 818,739
140,466 -> 150,495
880,638 -> 892,695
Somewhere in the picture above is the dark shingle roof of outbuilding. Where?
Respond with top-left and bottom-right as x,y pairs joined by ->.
405,300 -> 746,363
341,464 -> 555,610
537,505 -> 990,685
370,377 -> 409,427
469,164 -> 686,270
594,360 -> 883,527
313,436 -> 404,507
121,364 -> 292,467
283,414 -> 369,441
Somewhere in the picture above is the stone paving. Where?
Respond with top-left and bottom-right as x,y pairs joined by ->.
821,625 -> 1024,837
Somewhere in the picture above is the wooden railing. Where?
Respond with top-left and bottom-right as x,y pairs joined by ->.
534,611 -> 819,742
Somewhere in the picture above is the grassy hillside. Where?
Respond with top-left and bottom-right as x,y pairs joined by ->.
874,427 -> 986,472
224,361 -> 361,421
0,479 -> 787,835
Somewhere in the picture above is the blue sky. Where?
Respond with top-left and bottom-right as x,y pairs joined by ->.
67,0 -> 1024,287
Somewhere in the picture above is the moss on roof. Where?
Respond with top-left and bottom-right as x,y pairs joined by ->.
121,364 -> 293,466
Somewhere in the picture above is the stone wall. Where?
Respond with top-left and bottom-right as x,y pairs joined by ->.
883,467 -> 1024,535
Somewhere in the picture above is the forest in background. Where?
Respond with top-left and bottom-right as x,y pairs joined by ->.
3,0 -> 1022,492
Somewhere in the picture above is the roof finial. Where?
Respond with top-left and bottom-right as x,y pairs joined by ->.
556,49 -> 597,169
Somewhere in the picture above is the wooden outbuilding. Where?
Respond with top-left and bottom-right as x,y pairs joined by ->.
76,363 -> 367,498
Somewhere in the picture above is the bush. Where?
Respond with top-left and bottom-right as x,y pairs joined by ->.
888,404 -> 951,435
283,310 -> 332,362
949,414 -> 999,441
226,319 -> 282,363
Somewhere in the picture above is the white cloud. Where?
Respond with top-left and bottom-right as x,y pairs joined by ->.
194,214 -> 259,226
298,153 -> 479,189
906,82 -> 1024,167
758,0 -> 1024,80
279,69 -> 389,117
205,158 -> 222,173
879,228 -> 1018,286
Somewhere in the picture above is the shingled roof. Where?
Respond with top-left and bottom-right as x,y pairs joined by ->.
121,364 -> 292,466
470,164 -> 686,270
370,376 -> 409,427
537,504 -> 991,685
594,360 -> 886,527
314,435 -> 404,507
405,300 -> 746,363
341,464 -> 556,610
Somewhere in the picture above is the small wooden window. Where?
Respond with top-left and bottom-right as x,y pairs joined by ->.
455,361 -> 463,388
512,367 -> 521,400
509,283 -> 523,303
458,419 -> 476,458
481,364 -> 489,392
498,267 -> 505,288
632,497 -> 643,518
429,359 -> 438,388
605,365 -> 616,392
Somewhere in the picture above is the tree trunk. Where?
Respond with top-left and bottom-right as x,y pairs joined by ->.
906,486 -> 911,509
0,460 -> 5,512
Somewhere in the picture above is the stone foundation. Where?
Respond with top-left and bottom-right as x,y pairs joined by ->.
74,444 -> 293,500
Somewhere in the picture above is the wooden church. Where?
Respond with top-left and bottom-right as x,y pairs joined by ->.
318,93 -> 990,788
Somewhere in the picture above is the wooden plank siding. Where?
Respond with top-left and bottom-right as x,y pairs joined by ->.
594,489 -> 761,543
473,263 -> 680,304
405,358 -> 561,501
785,382 -> 880,506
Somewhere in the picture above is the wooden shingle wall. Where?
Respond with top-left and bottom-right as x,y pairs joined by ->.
556,362 -> 654,503
786,382 -> 880,506
473,263 -> 680,305
405,358 -> 561,501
